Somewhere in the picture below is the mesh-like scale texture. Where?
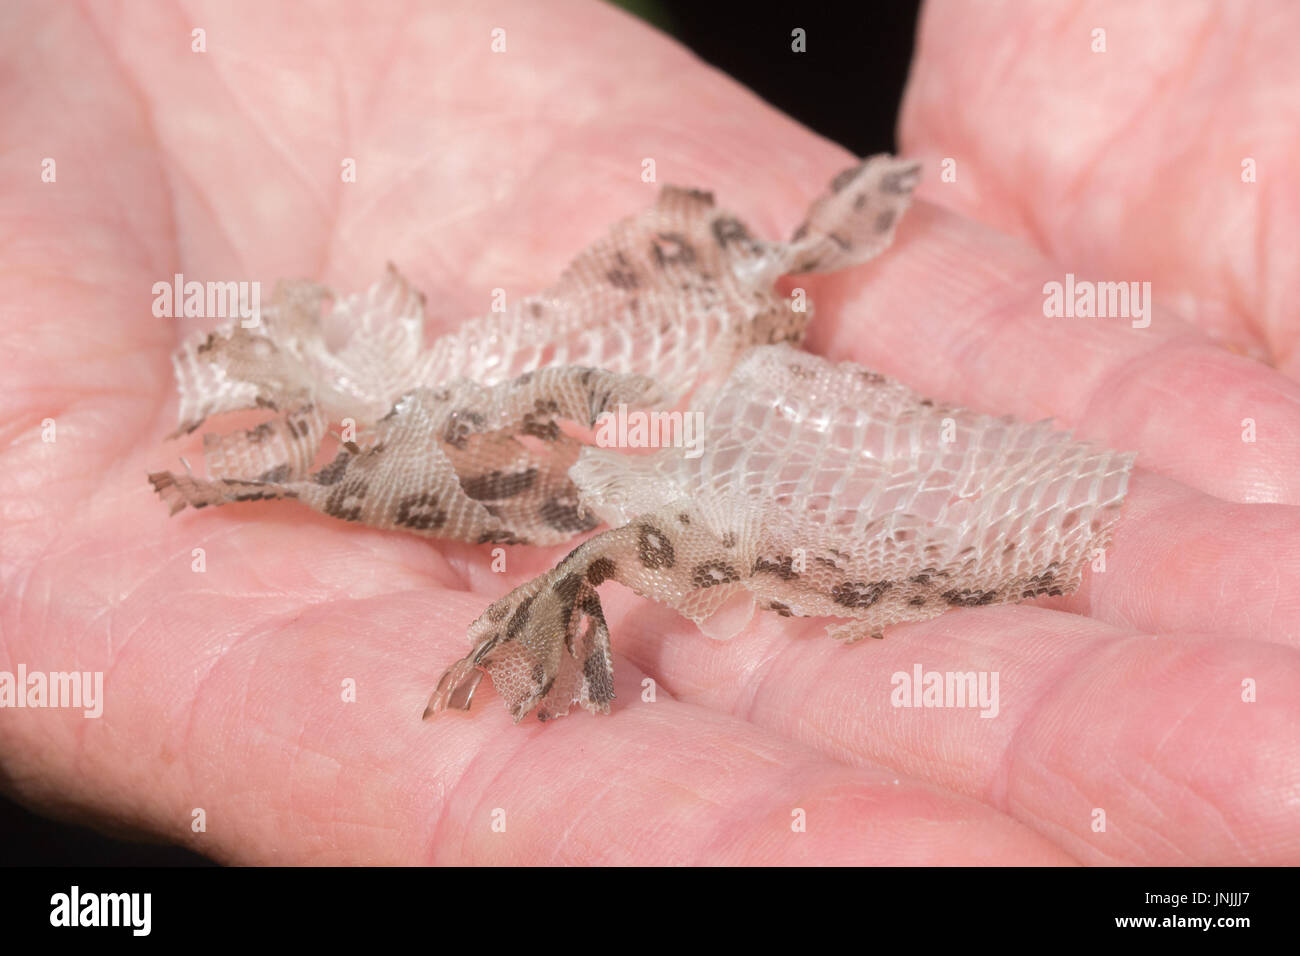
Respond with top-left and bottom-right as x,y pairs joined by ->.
149,155 -> 921,548
437,345 -> 1134,722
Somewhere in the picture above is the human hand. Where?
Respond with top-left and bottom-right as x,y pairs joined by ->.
1,0 -> 1295,864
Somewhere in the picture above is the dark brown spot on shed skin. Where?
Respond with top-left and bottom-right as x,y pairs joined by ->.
830,166 -> 860,193
443,409 -> 486,448
323,479 -> 367,521
247,422 -> 275,442
832,580 -> 892,608
229,488 -> 278,503
476,529 -> 528,545
395,491 -> 446,530
908,567 -> 948,585
506,596 -> 535,640
1021,568 -> 1065,599
586,557 -> 617,586
460,468 -> 538,501
880,168 -> 919,194
580,591 -> 603,621
691,561 -> 740,589
681,187 -> 714,204
754,555 -> 799,580
712,216 -> 752,248
944,588 -> 999,607
521,413 -> 561,441
256,464 -> 292,483
606,252 -> 639,290
540,497 -> 598,533
584,651 -> 614,705
637,524 -> 675,569
552,573 -> 583,638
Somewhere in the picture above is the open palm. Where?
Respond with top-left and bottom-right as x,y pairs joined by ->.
2,0 -> 1297,864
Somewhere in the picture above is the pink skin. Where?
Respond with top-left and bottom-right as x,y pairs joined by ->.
1,0 -> 1297,864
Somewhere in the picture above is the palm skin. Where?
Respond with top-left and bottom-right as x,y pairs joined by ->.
1,0 -> 1297,865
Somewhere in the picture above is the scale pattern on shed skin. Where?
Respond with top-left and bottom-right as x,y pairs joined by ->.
428,345 -> 1135,723
151,366 -> 664,545
149,155 -> 923,547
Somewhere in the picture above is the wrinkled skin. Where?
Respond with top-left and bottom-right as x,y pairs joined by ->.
2,0 -> 1299,864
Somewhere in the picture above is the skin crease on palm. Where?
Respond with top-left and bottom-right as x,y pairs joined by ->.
2,0 -> 1299,867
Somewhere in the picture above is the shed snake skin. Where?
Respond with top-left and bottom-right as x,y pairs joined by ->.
148,155 -> 1134,724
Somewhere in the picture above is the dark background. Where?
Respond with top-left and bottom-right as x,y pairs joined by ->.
0,0 -> 921,867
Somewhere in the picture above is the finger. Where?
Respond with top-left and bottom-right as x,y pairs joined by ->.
804,200 -> 1300,504
613,602 -> 1300,865
899,0 -> 1300,369
1061,470 -> 1300,647
0,572 -> 1073,865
